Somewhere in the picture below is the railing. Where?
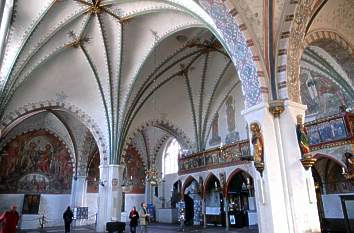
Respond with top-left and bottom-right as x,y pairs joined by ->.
305,112 -> 354,151
178,112 -> 353,175
178,140 -> 251,175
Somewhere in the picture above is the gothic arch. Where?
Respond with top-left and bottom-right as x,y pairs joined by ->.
199,0 -> 268,107
275,0 -> 324,101
181,175 -> 198,199
304,30 -> 353,53
313,153 -> 346,169
226,168 -> 253,192
0,101 -> 108,161
203,172 -> 220,195
124,119 -> 193,155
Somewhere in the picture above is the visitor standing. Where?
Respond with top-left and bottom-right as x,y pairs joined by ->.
63,206 -> 73,233
129,206 -> 139,233
0,205 -> 19,233
139,202 -> 149,233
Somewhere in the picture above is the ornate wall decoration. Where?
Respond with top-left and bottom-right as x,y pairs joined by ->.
0,129 -> 73,194
300,71 -> 351,119
286,0 -> 314,102
225,95 -> 240,144
199,0 -> 262,108
208,113 -> 221,146
121,145 -> 145,194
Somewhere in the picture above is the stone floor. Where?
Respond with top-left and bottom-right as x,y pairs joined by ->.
18,223 -> 258,233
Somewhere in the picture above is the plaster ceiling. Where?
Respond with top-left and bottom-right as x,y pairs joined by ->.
309,0 -> 354,46
0,0 -> 241,163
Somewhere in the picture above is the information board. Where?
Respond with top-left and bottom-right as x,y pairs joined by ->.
73,207 -> 88,220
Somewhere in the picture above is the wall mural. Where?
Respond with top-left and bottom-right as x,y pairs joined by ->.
300,71 -> 351,119
122,145 -> 145,194
209,113 -> 221,146
0,130 -> 73,194
87,148 -> 99,193
225,95 -> 240,144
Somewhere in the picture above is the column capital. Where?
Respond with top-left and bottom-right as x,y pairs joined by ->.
269,99 -> 285,118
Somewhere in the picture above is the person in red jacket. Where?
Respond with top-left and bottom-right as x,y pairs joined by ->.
0,205 -> 19,233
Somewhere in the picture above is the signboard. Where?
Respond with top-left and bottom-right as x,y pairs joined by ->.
73,207 -> 88,220
205,207 -> 220,215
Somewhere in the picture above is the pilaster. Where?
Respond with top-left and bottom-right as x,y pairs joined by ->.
96,164 -> 124,232
242,102 -> 290,233
70,175 -> 87,207
277,101 -> 320,232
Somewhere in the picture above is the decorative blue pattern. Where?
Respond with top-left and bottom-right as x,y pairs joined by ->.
199,0 -> 262,108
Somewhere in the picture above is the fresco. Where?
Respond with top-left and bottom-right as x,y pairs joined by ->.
122,145 -> 145,194
225,95 -> 240,144
209,113 -> 221,146
300,71 -> 351,119
86,148 -> 99,193
0,130 -> 73,194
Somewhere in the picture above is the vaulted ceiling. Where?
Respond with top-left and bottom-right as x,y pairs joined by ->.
0,0 -> 240,164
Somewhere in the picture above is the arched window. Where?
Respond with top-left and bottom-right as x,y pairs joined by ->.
163,138 -> 180,176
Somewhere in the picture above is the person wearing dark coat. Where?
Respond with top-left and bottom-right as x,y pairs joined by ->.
63,206 -> 73,233
129,206 -> 139,233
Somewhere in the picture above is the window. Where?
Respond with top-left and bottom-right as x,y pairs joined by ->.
163,138 -> 180,175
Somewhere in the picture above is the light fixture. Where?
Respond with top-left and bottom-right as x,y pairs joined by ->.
146,166 -> 162,186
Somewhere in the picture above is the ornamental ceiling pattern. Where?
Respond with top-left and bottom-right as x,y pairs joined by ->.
0,0 -> 263,165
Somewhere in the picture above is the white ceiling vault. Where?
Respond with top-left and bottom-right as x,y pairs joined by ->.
0,0 -> 243,165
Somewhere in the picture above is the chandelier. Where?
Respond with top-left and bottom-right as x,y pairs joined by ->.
145,166 -> 162,186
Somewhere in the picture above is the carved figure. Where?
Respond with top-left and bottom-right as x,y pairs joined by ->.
250,123 -> 263,163
344,152 -> 354,175
296,115 -> 311,156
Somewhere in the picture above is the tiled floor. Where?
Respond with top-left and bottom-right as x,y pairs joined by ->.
18,223 -> 258,233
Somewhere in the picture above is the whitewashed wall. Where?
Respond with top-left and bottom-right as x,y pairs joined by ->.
0,194 -> 70,228
321,193 -> 354,219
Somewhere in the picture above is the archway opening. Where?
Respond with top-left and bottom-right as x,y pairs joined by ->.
183,177 -> 202,226
312,156 -> 354,232
204,174 -> 224,227
226,170 -> 255,228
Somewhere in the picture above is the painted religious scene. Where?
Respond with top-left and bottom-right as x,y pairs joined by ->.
122,145 -> 146,193
86,147 -> 99,193
300,64 -> 352,120
0,130 -> 73,194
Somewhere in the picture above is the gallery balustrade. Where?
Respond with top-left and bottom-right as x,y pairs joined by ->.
178,140 -> 250,175
305,111 -> 354,151
178,112 -> 353,175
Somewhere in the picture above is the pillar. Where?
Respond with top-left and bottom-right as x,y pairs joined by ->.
96,164 -> 124,232
277,101 -> 320,232
70,176 -> 87,208
224,197 -> 229,231
242,101 -> 320,233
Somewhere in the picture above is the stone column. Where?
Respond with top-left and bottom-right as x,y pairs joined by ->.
96,164 -> 109,232
242,101 -> 320,233
107,164 -> 124,221
70,176 -> 87,226
70,176 -> 87,208
224,197 -> 229,231
203,198 -> 206,228
96,164 -> 124,231
242,102 -> 294,233
276,101 -> 320,232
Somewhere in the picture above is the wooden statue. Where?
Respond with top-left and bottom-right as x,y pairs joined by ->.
344,152 -> 354,179
296,115 -> 311,156
250,122 -> 264,163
